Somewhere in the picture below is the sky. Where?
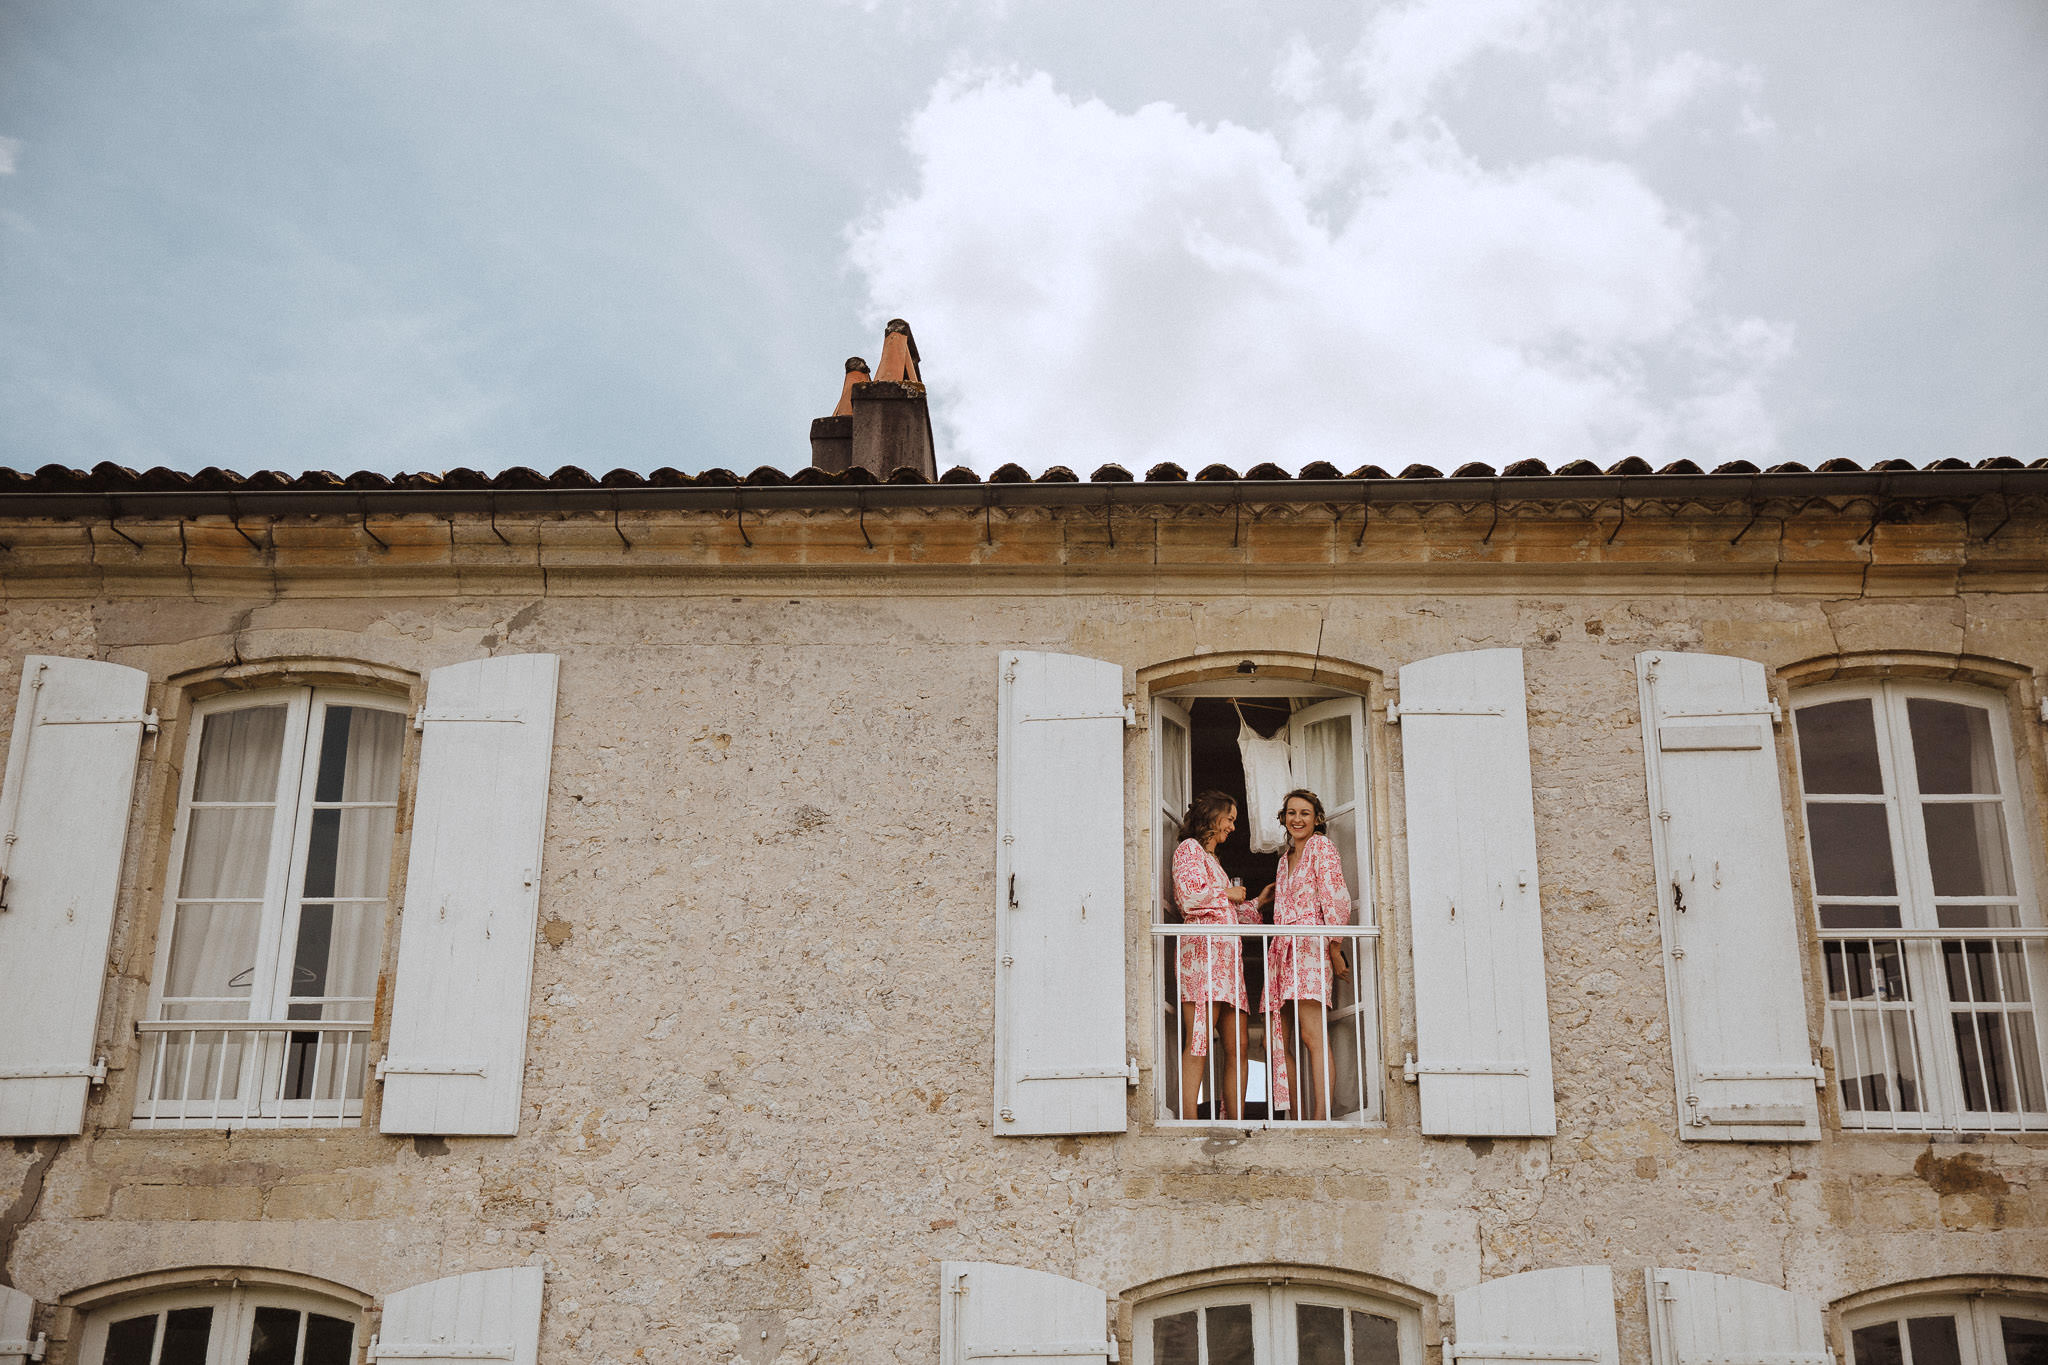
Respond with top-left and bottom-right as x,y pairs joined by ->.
0,0 -> 2043,477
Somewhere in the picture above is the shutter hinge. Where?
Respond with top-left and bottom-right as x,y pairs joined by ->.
36,709 -> 159,734
1403,1054 -> 1529,1083
374,1059 -> 488,1080
0,1057 -> 108,1084
366,1337 -> 515,1361
1388,701 -> 1504,723
1445,1344 -> 1598,1361
412,708 -> 525,732
963,1342 -> 1117,1360
1693,1063 -> 1825,1085
0,1334 -> 48,1362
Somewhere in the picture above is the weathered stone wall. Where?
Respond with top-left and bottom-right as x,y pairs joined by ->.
2,498 -> 2045,1364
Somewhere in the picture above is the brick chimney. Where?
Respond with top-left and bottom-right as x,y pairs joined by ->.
807,319 -> 936,479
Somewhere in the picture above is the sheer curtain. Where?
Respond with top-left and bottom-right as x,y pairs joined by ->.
164,705 -> 286,1021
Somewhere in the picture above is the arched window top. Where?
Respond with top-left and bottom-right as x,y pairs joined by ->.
1129,1272 -> 1426,1365
1841,1286 -> 2048,1365
75,1279 -> 363,1365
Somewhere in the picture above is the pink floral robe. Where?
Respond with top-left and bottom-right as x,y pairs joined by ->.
1171,838 -> 1259,1056
1263,833 -> 1351,1112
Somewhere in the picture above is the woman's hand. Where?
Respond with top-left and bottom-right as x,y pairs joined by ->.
1225,884 -> 1247,903
1329,943 -> 1350,980
1256,884 -> 1275,908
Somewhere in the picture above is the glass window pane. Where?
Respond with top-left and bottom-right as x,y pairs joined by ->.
193,707 -> 287,802
1798,700 -> 1885,794
289,902 -> 380,1014
1831,1009 -> 1921,1114
1163,718 -> 1190,817
1820,905 -> 1904,930
178,808 -> 277,900
163,903 -> 262,1014
317,706 -> 405,804
1806,804 -> 1897,896
1907,700 -> 2000,794
303,1316 -> 356,1365
1304,715 -> 1355,808
1906,1317 -> 1962,1365
1851,1322 -> 1903,1365
159,1308 -> 213,1365
102,1315 -> 159,1365
1922,803 -> 2015,897
1153,1310 -> 1198,1365
1297,1304 -> 1344,1365
246,1307 -> 301,1365
1206,1304 -> 1256,1365
2001,1315 -> 2048,1365
1352,1312 -> 1401,1365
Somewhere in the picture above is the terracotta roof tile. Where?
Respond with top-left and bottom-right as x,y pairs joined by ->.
987,463 -> 1031,483
1194,464 -> 1240,481
1090,464 -> 1135,482
1451,462 -> 1493,477
1397,464 -> 1443,479
1299,461 -> 1342,480
1244,462 -> 1291,480
1503,459 -> 1549,476
939,465 -> 981,484
1146,462 -> 1188,481
1606,457 -> 1653,476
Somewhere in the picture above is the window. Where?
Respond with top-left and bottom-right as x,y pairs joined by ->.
79,1287 -> 357,1365
1846,1294 -> 2048,1365
1151,688 -> 1382,1127
1793,681 -> 2048,1130
1136,1284 -> 1415,1365
136,687 -> 406,1127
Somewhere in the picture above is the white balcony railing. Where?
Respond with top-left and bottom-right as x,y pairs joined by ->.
1823,926 -> 2048,1132
1152,923 -> 1381,1126
134,1019 -> 372,1129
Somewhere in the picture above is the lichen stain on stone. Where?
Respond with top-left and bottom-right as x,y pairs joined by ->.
1913,1148 -> 2010,1197
541,917 -> 574,949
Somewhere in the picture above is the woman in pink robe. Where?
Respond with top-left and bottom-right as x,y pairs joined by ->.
1171,790 -> 1268,1120
1264,789 -> 1352,1120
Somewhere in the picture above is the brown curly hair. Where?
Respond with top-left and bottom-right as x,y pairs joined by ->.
1277,788 -> 1327,835
1182,789 -> 1238,845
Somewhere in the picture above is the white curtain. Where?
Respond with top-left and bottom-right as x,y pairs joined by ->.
164,705 -> 287,1020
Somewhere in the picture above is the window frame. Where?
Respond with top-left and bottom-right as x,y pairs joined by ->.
1842,1291 -> 2048,1365
75,1284 -> 361,1365
1131,1279 -> 1423,1365
1146,680 -> 1387,1130
1790,677 -> 2048,1131
135,682 -> 412,1129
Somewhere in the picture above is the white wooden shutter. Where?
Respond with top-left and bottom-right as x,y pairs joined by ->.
995,651 -> 1130,1136
1636,652 -> 1821,1141
1646,1269 -> 1829,1365
0,1286 -> 43,1365
941,1262 -> 1111,1365
379,655 -> 559,1136
0,656 -> 150,1136
1397,648 -> 1556,1136
1450,1266 -> 1618,1365
371,1266 -> 543,1365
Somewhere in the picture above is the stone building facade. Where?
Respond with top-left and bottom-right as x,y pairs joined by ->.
0,458 -> 2044,1365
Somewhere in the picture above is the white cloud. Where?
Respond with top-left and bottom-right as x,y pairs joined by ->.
0,137 -> 21,175
848,0 -> 1788,474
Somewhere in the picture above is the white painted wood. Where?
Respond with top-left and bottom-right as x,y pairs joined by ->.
1637,652 -> 1821,1142
941,1262 -> 1111,1365
1398,648 -> 1557,1136
1451,1267 -> 1618,1365
1646,1269 -> 1829,1365
995,651 -> 1129,1136
1288,695 -> 1373,922
0,656 -> 149,1136
1154,696 -> 1191,923
380,655 -> 559,1136
0,1285 -> 40,1365
375,1267 -> 543,1365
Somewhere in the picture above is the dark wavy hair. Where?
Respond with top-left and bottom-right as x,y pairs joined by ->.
1182,789 -> 1238,844
1277,788 -> 1327,836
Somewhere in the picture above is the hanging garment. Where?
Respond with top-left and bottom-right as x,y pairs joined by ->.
1235,702 -> 1295,854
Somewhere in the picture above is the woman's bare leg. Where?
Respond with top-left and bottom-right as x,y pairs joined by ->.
1293,1001 -> 1330,1119
1178,1008 -> 1209,1119
1214,1004 -> 1247,1120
